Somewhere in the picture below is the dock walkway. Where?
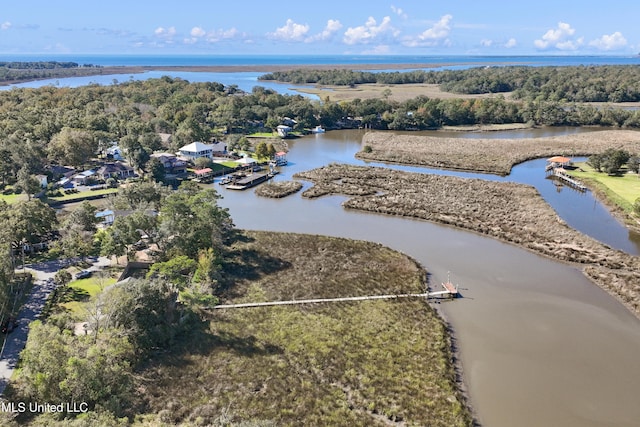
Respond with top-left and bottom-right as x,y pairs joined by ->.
214,288 -> 457,310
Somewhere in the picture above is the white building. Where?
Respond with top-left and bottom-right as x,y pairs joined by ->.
178,141 -> 227,161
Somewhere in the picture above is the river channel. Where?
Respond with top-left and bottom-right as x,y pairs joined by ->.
216,128 -> 640,427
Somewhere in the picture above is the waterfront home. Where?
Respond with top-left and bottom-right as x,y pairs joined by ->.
178,141 -> 227,161
96,162 -> 135,181
276,125 -> 292,138
150,152 -> 187,174
179,141 -> 213,160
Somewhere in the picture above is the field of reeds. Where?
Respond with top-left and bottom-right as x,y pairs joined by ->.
135,230 -> 472,427
254,180 -> 303,198
357,129 -> 640,175
294,164 -> 640,317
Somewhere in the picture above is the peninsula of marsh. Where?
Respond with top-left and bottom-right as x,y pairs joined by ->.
295,129 -> 640,318
138,231 -> 473,427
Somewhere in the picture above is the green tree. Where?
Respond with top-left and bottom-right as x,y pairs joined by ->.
266,143 -> 277,159
15,166 -> 41,200
254,141 -> 268,160
147,255 -> 197,290
65,201 -> 101,233
147,157 -> 166,183
193,156 -> 212,170
54,270 -> 72,287
48,127 -> 96,168
157,184 -> 233,259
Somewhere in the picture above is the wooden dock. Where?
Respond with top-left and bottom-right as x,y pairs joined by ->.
547,168 -> 586,192
225,172 -> 274,190
213,289 -> 459,310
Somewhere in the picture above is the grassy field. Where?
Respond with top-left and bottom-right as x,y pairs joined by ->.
136,231 -> 472,426
0,193 -> 28,204
58,274 -> 118,317
569,162 -> 640,211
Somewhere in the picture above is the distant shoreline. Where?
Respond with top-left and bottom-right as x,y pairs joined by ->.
0,61 -> 506,87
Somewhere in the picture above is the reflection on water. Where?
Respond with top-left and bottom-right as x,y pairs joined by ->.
218,127 -> 640,427
270,128 -> 640,255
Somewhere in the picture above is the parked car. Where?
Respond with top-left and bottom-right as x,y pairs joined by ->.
75,270 -> 92,279
1,317 -> 16,334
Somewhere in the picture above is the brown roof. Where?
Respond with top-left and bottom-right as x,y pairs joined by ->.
548,156 -> 571,163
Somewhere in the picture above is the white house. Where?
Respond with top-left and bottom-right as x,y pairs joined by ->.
178,141 -> 213,160
276,125 -> 292,138
178,141 -> 228,161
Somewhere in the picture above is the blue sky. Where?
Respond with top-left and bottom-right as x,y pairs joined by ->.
1,1 -> 638,56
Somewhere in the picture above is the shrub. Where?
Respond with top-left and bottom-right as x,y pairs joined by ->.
362,145 -> 373,153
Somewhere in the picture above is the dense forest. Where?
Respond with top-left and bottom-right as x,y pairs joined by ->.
260,65 -> 640,103
2,71 -> 640,190
0,61 -> 105,84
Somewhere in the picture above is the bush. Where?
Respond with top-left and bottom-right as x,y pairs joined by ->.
362,145 -> 373,153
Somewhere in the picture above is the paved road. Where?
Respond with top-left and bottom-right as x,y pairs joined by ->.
0,256 -> 110,395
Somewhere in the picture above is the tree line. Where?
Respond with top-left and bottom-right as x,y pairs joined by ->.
2,74 -> 640,193
0,61 -> 102,83
260,65 -> 640,103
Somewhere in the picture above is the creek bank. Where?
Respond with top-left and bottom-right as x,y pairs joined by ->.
357,129 -> 640,176
294,164 -> 640,317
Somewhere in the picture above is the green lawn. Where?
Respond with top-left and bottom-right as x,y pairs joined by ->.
0,193 -> 28,204
569,163 -> 640,211
61,276 -> 117,317
247,132 -> 277,137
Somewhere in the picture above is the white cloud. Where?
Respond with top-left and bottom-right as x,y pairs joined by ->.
480,39 -> 493,47
403,14 -> 452,47
268,19 -> 310,42
1,21 -> 11,30
534,22 -> 582,50
190,27 -> 206,38
391,5 -> 408,19
184,27 -> 240,44
343,16 -> 397,45
154,26 -> 177,38
505,38 -> 517,48
306,19 -> 343,42
589,31 -> 627,50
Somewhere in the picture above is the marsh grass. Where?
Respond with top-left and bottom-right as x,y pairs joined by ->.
357,130 -> 640,175
254,181 -> 303,198
135,231 -> 472,427
295,164 -> 640,316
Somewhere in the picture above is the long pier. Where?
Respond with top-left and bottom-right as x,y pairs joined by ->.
214,287 -> 458,310
548,168 -> 587,191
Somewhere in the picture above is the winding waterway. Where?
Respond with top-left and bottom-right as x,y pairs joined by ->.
217,128 -> 640,427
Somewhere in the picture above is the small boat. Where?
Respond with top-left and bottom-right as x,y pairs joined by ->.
311,125 -> 325,134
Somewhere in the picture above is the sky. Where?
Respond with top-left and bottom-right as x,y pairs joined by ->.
0,1 -> 638,56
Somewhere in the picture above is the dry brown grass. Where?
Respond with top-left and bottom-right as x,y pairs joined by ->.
296,83 -> 510,103
135,231 -> 472,427
357,129 -> 640,175
294,164 -> 640,317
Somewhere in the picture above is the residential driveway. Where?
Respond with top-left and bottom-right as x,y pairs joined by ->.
0,256 -> 110,395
